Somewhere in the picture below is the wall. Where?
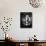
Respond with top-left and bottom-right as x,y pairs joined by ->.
0,0 -> 46,40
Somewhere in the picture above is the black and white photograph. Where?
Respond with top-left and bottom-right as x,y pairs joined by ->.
20,12 -> 32,28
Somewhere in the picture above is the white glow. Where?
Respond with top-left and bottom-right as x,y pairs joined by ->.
6,34 -> 8,37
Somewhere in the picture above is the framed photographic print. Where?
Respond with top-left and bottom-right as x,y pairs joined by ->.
20,12 -> 32,28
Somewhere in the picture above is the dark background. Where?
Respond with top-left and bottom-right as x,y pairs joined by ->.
20,12 -> 32,28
